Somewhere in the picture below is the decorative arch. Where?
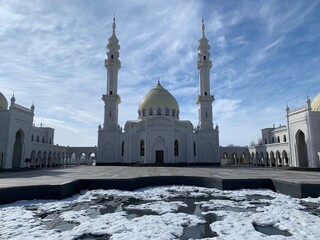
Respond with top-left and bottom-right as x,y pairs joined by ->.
174,140 -> 179,156
204,142 -> 214,162
275,150 -> 281,166
296,130 -> 308,167
140,140 -> 145,156
270,151 -> 275,166
282,150 -> 288,165
12,129 -> 25,168
283,135 -> 287,142
153,136 -> 166,164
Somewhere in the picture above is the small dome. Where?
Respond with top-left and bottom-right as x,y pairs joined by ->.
311,93 -> 320,111
0,92 -> 8,110
138,82 -> 179,118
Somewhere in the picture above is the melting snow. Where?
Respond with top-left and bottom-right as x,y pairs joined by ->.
0,186 -> 319,239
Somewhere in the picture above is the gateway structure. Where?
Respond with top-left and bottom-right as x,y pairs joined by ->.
97,19 -> 220,164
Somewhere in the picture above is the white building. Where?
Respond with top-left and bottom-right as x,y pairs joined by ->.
0,92 -> 96,169
97,19 -> 220,164
248,95 -> 320,168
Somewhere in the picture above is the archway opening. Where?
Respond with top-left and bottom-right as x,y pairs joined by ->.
12,130 -> 24,168
296,130 -> 308,167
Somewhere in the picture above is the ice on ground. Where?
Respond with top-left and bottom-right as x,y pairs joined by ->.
1,186 -> 320,240
126,200 -> 188,214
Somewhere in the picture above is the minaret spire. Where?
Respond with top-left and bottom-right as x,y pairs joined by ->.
202,16 -> 205,37
102,17 -> 121,130
196,18 -> 214,130
112,14 -> 116,35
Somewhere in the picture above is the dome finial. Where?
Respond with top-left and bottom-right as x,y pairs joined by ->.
157,77 -> 160,85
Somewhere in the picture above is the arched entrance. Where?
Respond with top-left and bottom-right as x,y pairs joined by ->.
12,130 -> 24,168
153,136 -> 166,164
296,130 -> 308,167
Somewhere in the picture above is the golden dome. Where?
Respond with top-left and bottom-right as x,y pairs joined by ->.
311,93 -> 320,111
138,82 -> 179,118
0,92 -> 8,110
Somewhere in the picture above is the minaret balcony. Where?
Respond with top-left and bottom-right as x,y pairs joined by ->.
196,95 -> 214,104
102,94 -> 121,104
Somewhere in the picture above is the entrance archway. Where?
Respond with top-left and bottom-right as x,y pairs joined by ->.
296,130 -> 308,167
12,130 -> 24,168
153,136 -> 166,164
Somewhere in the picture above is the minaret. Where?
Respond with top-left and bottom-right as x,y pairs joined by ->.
102,17 -> 121,131
196,18 -> 214,130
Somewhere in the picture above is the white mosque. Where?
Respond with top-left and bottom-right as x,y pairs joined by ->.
1,18 -> 319,169
97,18 -> 220,164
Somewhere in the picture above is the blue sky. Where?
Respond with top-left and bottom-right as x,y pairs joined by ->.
0,0 -> 319,147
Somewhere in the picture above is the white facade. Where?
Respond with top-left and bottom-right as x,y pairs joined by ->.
248,94 -> 320,168
97,19 -> 220,164
0,92 -> 97,169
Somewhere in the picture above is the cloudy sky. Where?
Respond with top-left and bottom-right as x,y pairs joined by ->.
0,0 -> 319,147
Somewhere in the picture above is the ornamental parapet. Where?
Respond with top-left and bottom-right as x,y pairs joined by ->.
196,95 -> 214,104
104,59 -> 121,69
13,104 -> 32,113
102,94 -> 121,104
197,60 -> 212,69
288,105 -> 307,114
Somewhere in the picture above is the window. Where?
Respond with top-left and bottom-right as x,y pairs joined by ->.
121,141 -> 124,156
205,92 -> 207,96
149,109 -> 153,115
283,135 -> 287,142
264,138 -> 267,144
272,137 -> 274,143
165,108 -> 169,116
204,56 -> 206,60
31,134 -> 34,142
140,140 -> 145,156
37,135 -> 39,142
111,54 -> 114,59
174,140 -> 179,156
157,108 -> 161,115
42,136 -> 45,143
277,136 -> 280,143
49,138 -> 52,144
172,109 -> 175,116
193,142 -> 196,156
110,91 -> 112,95
142,109 -> 146,116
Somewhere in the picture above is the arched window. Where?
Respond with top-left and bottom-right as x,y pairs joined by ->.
277,136 -> 280,143
121,141 -> 124,157
149,109 -> 153,115
165,108 -> 169,116
172,110 -> 175,117
42,136 -> 45,143
142,109 -> 146,116
174,140 -> 179,156
49,138 -> 52,144
193,142 -> 196,156
283,135 -> 287,142
37,135 -> 39,142
272,137 -> 274,143
157,108 -> 161,115
140,140 -> 145,156
264,138 -> 267,144
31,134 -> 34,142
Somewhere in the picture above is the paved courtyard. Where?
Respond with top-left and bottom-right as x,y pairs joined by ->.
0,166 -> 319,189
